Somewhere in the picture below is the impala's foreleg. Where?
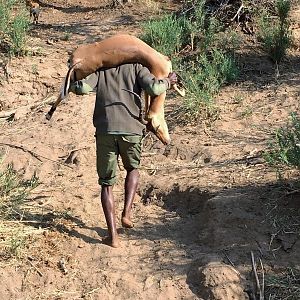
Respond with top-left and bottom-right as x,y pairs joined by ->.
146,92 -> 170,145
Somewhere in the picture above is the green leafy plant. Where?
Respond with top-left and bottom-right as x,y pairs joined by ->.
141,0 -> 239,120
0,0 -> 30,56
0,160 -> 39,259
264,112 -> 300,169
140,14 -> 184,57
62,32 -> 72,41
257,0 -> 292,63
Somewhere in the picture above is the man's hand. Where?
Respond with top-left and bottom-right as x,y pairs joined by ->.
167,72 -> 178,86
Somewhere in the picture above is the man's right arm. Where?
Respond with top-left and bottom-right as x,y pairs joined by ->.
69,73 -> 98,95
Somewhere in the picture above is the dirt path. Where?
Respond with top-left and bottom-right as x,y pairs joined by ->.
0,1 -> 300,299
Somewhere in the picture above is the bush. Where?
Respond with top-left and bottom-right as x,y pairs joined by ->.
264,112 -> 300,169
257,0 -> 292,63
140,14 -> 184,57
0,0 -> 30,56
140,0 -> 239,120
179,49 -> 238,119
0,163 -> 39,219
0,160 -> 39,259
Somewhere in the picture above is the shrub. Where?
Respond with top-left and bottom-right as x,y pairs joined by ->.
0,160 -> 39,259
257,0 -> 292,63
179,49 -> 238,119
0,163 -> 39,219
0,0 -> 30,56
140,14 -> 184,57
140,0 -> 239,120
264,112 -> 300,169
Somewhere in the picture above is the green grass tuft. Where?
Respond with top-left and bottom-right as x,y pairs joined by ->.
257,0 -> 292,63
0,0 -> 30,56
264,112 -> 300,170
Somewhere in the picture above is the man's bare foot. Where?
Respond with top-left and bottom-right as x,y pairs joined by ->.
102,236 -> 121,248
121,216 -> 134,228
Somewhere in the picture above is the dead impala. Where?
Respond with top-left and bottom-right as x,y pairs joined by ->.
46,34 -> 185,145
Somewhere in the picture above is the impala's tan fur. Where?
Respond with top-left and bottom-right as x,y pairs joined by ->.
47,34 -> 185,145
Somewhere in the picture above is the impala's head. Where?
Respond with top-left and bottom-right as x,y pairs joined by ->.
147,116 -> 171,145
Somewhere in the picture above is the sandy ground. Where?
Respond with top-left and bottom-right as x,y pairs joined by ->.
0,0 -> 299,299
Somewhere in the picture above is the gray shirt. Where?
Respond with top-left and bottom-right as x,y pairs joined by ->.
72,63 -> 170,135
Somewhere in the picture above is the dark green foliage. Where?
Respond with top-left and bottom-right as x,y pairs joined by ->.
140,15 -> 184,57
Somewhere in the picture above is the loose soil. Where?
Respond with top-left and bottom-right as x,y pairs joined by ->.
0,1 -> 300,299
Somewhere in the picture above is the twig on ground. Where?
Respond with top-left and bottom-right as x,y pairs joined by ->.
0,142 -> 73,169
268,229 -> 281,250
27,258 -> 44,277
31,95 -> 56,111
141,152 -> 157,157
251,251 -> 265,300
231,4 -> 244,22
259,258 -> 265,298
82,287 -> 101,297
251,251 -> 261,298
285,189 -> 300,196
223,251 -> 241,276
0,95 -> 56,119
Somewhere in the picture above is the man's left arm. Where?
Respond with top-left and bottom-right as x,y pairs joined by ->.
137,67 -> 177,96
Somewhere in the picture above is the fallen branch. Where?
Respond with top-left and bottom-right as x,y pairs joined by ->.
251,251 -> 265,300
0,95 -> 56,119
231,4 -> 244,22
0,142 -> 73,169
27,258 -> 44,277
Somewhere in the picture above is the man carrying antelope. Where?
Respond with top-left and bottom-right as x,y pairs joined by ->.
46,34 -> 182,248
69,65 -> 177,248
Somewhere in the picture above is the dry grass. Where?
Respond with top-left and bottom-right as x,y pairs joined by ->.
262,184 -> 300,299
265,268 -> 300,300
0,160 -> 43,261
0,222 -> 45,261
